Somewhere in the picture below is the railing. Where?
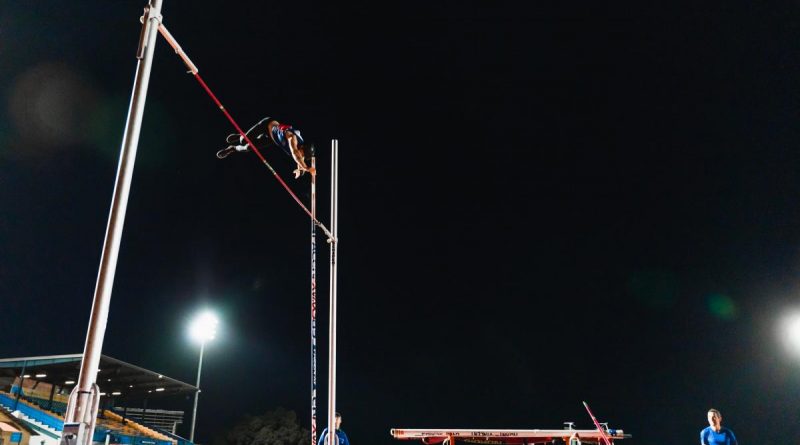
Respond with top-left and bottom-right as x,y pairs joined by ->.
102,411 -> 175,445
0,392 -> 64,430
147,424 -> 193,445
0,392 -> 174,445
111,407 -> 183,433
18,394 -> 67,414
9,384 -> 69,406
93,428 -> 174,445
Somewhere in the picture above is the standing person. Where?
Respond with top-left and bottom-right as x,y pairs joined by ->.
700,409 -> 738,445
217,116 -> 316,178
318,412 -> 350,445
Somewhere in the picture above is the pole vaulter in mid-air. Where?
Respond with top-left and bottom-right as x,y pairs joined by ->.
157,22 -> 334,240
216,116 -> 317,179
62,3 -> 340,445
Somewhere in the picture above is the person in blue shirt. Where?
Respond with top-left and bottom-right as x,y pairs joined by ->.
700,408 -> 737,445
318,412 -> 350,445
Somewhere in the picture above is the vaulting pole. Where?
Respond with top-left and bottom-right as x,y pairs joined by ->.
311,156 -> 318,445
326,140 -> 339,445
156,23 -> 334,241
582,401 -> 613,445
62,3 -> 163,445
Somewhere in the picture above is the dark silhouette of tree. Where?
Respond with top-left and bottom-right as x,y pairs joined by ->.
214,407 -> 310,445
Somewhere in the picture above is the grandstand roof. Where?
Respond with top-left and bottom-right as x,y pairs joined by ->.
0,354 -> 197,398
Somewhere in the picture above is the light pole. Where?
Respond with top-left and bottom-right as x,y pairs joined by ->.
188,311 -> 218,443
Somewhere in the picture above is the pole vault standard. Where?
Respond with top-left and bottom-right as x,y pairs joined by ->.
326,141 -> 339,445
62,2 -> 163,445
157,23 -> 339,442
310,155 -> 318,445
68,6 -> 338,444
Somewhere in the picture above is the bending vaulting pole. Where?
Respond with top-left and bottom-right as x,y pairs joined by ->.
311,157 -> 318,445
64,2 -> 163,445
327,140 -> 339,445
156,23 -> 334,241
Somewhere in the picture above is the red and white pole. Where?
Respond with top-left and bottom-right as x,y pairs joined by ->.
582,401 -> 613,445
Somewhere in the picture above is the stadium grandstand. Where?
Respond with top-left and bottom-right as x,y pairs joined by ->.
0,355 -> 197,445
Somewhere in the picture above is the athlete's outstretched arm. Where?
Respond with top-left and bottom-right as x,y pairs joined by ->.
287,131 -> 314,177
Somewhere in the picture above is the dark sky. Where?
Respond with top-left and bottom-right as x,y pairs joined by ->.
3,1 -> 800,444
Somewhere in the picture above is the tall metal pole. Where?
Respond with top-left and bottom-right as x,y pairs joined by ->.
326,140 -> 339,445
311,157 -> 318,445
14,361 -> 27,411
190,341 -> 205,443
62,2 -> 162,445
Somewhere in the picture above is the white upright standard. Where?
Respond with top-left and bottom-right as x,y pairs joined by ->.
326,140 -> 339,445
62,2 -> 163,445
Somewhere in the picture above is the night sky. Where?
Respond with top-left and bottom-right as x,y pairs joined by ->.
3,1 -> 800,444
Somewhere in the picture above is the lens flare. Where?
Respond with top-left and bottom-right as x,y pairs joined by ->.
7,62 -> 98,156
707,294 -> 737,321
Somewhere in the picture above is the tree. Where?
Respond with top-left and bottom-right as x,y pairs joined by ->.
214,408 -> 310,445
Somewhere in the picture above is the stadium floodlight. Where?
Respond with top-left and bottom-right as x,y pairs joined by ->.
188,309 -> 219,443
782,311 -> 800,358
189,311 -> 218,344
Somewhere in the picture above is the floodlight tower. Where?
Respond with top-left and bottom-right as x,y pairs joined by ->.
189,310 -> 218,443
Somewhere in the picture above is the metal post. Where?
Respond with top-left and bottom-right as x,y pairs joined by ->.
14,360 -> 26,410
47,383 -> 56,411
311,156 -> 318,445
62,2 -> 163,445
326,140 -> 339,445
190,341 -> 205,443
